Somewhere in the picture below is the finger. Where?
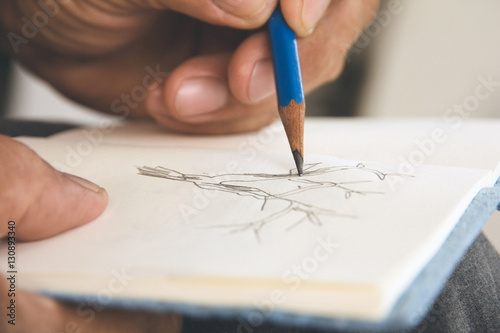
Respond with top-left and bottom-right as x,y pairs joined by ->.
127,0 -> 278,29
227,31 -> 276,104
146,0 -> 377,133
280,0 -> 332,37
0,136 -> 108,241
297,0 -> 379,89
145,53 -> 278,134
227,0 -> 379,104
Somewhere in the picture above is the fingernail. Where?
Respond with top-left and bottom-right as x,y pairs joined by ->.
213,0 -> 267,18
175,77 -> 228,118
302,0 -> 330,34
249,58 -> 276,103
65,173 -> 106,195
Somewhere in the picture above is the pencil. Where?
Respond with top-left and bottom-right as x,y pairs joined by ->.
268,4 -> 305,176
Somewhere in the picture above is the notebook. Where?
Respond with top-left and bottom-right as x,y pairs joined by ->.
2,118 -> 500,331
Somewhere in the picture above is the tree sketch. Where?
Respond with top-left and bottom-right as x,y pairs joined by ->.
137,163 -> 405,241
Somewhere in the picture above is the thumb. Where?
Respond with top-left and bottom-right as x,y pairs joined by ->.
0,136 -> 108,241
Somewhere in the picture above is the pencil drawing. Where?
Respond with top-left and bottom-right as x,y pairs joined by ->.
137,163 -> 406,241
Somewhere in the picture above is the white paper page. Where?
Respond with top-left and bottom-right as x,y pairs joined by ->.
2,137 -> 494,319
47,118 -> 500,177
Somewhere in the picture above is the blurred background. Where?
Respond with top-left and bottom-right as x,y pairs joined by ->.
0,0 -> 499,249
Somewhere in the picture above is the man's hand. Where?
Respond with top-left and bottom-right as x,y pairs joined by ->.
0,136 -> 181,332
0,135 -> 108,241
0,0 -> 379,134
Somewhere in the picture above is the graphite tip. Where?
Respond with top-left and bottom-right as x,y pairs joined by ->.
292,150 -> 304,176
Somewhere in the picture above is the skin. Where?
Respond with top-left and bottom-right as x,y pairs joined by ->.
0,0 -> 379,331
0,135 -> 182,332
0,0 -> 379,134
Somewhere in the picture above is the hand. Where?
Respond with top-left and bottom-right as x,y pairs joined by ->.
0,135 -> 181,332
0,0 -> 378,134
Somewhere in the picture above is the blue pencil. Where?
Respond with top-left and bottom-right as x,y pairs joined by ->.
269,4 -> 305,176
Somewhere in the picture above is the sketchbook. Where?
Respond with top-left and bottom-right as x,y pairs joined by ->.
2,118 -> 500,331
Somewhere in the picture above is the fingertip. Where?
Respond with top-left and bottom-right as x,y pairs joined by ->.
281,0 -> 331,37
228,32 -> 276,104
248,58 -> 276,103
18,171 -> 109,241
0,137 -> 108,242
148,55 -> 232,124
174,77 -> 229,121
64,173 -> 106,194
159,0 -> 278,29
212,0 -> 272,21
212,0 -> 278,29
63,173 -> 109,225
279,0 -> 305,35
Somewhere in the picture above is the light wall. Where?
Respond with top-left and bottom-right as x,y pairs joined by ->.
356,0 -> 500,251
359,0 -> 500,118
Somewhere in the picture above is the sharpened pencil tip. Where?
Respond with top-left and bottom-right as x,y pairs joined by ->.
292,150 -> 304,176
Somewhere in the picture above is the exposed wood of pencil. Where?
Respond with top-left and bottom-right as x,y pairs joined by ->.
279,99 -> 305,175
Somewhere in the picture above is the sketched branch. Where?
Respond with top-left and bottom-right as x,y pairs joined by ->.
137,163 -> 409,242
